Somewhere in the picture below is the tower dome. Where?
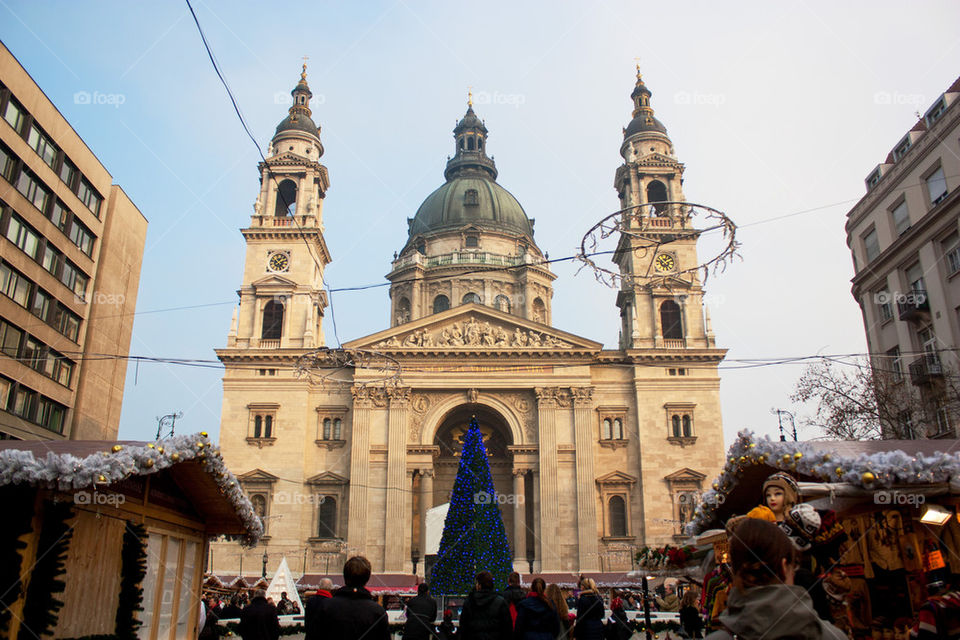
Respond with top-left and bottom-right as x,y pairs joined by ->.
622,67 -> 668,141
273,62 -> 323,149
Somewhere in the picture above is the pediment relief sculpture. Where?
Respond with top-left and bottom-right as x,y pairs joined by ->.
375,318 -> 574,350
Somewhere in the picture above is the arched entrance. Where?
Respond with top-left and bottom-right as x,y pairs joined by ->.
431,405 -> 515,555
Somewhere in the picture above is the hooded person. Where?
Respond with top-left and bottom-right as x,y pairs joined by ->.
501,571 -> 526,628
458,571 -> 512,640
310,556 -> 389,640
575,577 -> 605,640
704,519 -> 846,640
762,473 -> 800,522
513,577 -> 561,640
402,582 -> 438,640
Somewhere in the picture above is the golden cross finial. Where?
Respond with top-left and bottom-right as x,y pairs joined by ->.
634,57 -> 642,81
301,55 -> 309,79
467,86 -> 473,107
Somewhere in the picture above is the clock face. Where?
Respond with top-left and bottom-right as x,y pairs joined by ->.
654,253 -> 676,272
268,252 -> 290,272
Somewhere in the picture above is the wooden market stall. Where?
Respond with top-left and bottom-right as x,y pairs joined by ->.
688,431 -> 960,639
0,433 -> 262,640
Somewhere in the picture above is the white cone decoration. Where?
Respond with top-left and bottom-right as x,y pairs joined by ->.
266,556 -> 303,614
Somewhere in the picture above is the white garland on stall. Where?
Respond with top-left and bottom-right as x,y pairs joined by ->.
687,430 -> 960,536
0,433 -> 263,546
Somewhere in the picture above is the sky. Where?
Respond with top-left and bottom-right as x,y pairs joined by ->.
1,1 -> 958,445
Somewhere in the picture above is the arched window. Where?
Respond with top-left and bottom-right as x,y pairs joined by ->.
333,418 -> 342,440
396,297 -> 411,325
262,300 -> 284,340
433,295 -> 450,313
682,415 -> 692,437
318,497 -> 337,538
660,300 -> 683,340
467,137 -> 475,151
254,415 -> 263,438
464,189 -> 479,206
275,179 -> 297,216
495,295 -> 511,313
264,415 -> 273,438
323,418 -> 331,440
462,292 -> 481,305
646,180 -> 668,214
477,138 -> 484,151
465,235 -> 479,247
532,298 -> 546,323
672,415 -> 681,438
603,418 -> 612,440
416,240 -> 426,255
614,418 -> 623,439
609,496 -> 627,537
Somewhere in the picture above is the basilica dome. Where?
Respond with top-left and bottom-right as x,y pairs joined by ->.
408,175 -> 533,237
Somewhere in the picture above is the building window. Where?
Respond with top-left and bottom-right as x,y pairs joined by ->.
603,418 -> 612,440
906,262 -> 926,296
532,297 -> 546,323
1,262 -> 32,308
59,159 -> 77,188
395,297 -> 411,325
2,98 -> 24,132
250,409 -> 276,439
925,98 -> 946,127
944,233 -> 960,276
433,295 -> 450,313
5,214 -> 40,260
316,407 -> 348,444
275,179 -> 297,216
927,166 -> 948,205
0,141 -> 15,182
682,415 -> 692,437
464,189 -> 479,206
876,288 -> 893,322
262,300 -> 284,340
494,294 -> 511,313
60,261 -> 88,300
50,200 -> 70,231
891,200 -> 910,236
318,497 -> 337,538
56,308 -> 80,342
660,300 -> 683,340
462,292 -> 481,305
598,408 -> 628,444
665,403 -> 696,441
465,235 -> 479,247
251,494 -> 268,529
863,228 -> 880,262
866,168 -> 882,190
27,123 -> 59,169
888,346 -> 902,382
671,415 -> 681,437
608,496 -> 627,537
893,136 -> 912,162
30,288 -> 51,322
76,178 -> 102,217
0,320 -> 23,358
68,219 -> 95,256
646,180 -> 668,213
15,170 -> 50,213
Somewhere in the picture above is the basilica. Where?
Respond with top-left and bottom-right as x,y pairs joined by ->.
212,65 -> 726,578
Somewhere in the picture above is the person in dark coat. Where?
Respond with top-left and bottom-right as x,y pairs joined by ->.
304,578 -> 335,640
514,577 -> 560,640
574,578 -> 605,640
403,582 -> 439,639
459,571 -> 512,640
501,572 -> 526,629
220,594 -> 244,620
238,589 -> 280,640
679,589 -> 703,639
436,608 -> 458,640
311,556 -> 390,640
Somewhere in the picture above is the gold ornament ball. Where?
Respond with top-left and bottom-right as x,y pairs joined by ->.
835,467 -> 844,477
748,443 -> 756,449
97,474 -> 107,483
712,483 -> 719,490
862,471 -> 876,483
738,456 -> 747,464
196,442 -> 205,449
758,455 -> 766,463
782,454 -> 792,463
171,453 -> 180,462
111,445 -> 123,453
157,446 -> 164,454
823,454 -> 830,461
200,431 -> 209,438
147,443 -> 155,449
794,452 -> 803,460
144,459 -> 155,468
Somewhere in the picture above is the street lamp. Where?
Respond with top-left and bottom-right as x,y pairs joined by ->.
641,575 -> 654,640
411,550 -> 420,576
261,549 -> 269,579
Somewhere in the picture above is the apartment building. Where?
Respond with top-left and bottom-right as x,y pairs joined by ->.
0,41 -> 147,440
846,75 -> 960,438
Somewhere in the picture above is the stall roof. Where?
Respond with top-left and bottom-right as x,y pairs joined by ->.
0,433 -> 263,545
689,431 -> 960,535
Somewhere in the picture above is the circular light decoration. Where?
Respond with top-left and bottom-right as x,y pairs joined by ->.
295,347 -> 402,388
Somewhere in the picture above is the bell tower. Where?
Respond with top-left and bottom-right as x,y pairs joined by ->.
227,63 -> 331,350
613,68 -> 716,351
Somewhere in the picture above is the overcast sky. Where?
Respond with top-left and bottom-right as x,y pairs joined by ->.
2,1 -> 958,445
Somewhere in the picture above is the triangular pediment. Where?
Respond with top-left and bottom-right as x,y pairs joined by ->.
305,471 -> 349,485
267,151 -> 311,165
251,274 -> 298,290
343,303 -> 602,353
238,468 -> 279,483
596,470 -> 638,486
636,152 -> 683,168
664,467 -> 707,482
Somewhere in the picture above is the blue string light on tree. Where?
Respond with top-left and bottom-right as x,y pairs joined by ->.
430,416 -> 513,595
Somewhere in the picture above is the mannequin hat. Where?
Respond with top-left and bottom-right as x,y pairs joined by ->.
763,472 -> 799,507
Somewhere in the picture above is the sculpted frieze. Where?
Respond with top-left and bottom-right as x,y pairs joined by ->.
375,317 -> 574,350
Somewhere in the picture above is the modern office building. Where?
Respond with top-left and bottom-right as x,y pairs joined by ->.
0,41 -> 147,440
846,75 -> 960,438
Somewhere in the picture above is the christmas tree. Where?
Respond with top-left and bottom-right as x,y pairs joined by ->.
430,416 -> 513,595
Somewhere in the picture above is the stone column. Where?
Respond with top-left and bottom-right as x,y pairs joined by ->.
512,469 -> 527,568
419,469 -> 434,565
346,387 -> 373,556
652,296 -> 661,347
532,470 -> 541,573
384,387 -> 411,571
535,387 -> 560,571
572,387 -> 600,571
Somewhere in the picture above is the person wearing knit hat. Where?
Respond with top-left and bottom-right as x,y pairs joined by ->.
779,503 -> 821,552
762,472 -> 799,521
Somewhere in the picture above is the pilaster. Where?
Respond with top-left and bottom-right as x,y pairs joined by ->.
572,387 -> 600,570
384,387 -> 411,571
346,387 -> 373,556
535,387 -> 560,571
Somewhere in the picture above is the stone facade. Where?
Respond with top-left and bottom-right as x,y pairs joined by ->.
212,68 -> 726,576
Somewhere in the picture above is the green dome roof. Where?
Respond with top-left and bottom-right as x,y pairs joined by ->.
408,176 -> 533,238
274,112 -> 320,138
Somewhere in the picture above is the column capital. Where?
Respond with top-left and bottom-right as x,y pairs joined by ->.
571,386 -> 595,407
420,468 -> 435,479
512,467 -> 531,478
387,387 -> 412,407
352,386 -> 388,408
535,387 -> 559,407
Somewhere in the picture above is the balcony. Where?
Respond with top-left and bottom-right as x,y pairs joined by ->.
663,339 -> 686,349
909,355 -> 943,385
259,339 -> 280,349
897,290 -> 929,321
